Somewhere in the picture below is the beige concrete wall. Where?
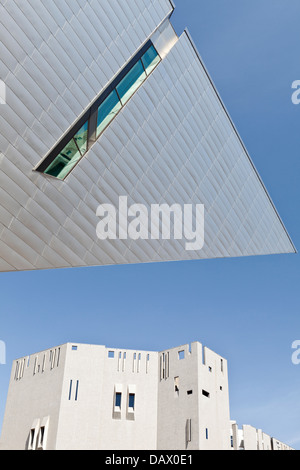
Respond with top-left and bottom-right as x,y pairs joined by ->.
0,344 -> 67,450
243,425 -> 259,450
157,342 -> 231,450
198,346 -> 231,450
157,342 -> 200,450
55,344 -> 159,450
231,423 -> 294,451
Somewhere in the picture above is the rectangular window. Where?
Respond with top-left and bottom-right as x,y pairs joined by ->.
178,350 -> 185,360
202,390 -> 210,398
115,392 -> 122,408
108,351 -> 115,359
128,393 -> 135,410
206,428 -> 209,440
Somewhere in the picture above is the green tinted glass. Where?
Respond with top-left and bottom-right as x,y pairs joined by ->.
141,46 -> 161,75
74,121 -> 88,155
40,44 -> 161,180
116,60 -> 146,105
97,90 -> 122,138
44,139 -> 82,180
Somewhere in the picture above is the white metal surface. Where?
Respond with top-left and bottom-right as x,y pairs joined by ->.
0,0 -> 295,272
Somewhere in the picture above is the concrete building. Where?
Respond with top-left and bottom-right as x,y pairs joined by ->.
0,0 -> 295,273
0,342 -> 231,450
231,422 -> 294,451
0,341 -> 293,451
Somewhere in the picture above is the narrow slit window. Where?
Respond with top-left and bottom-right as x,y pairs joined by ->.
75,380 -> 79,401
30,429 -> 35,449
186,419 -> 192,444
35,41 -> 161,180
68,380 -> 73,400
15,362 -> 19,380
44,136 -> 83,180
174,377 -> 180,394
57,348 -> 61,367
39,427 -> 45,447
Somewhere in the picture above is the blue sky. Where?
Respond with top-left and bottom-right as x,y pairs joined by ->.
0,0 -> 300,449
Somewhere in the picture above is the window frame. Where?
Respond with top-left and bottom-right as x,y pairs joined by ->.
35,40 -> 161,180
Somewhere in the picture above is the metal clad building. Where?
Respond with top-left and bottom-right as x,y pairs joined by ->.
0,0 -> 295,272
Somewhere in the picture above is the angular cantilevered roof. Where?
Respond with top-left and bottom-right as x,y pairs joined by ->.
0,0 -> 295,272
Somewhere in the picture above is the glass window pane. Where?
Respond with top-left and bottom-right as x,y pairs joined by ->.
97,90 -> 122,137
116,61 -> 146,105
115,392 -> 122,408
141,46 -> 161,75
129,393 -> 135,409
74,121 -> 88,155
44,138 -> 81,180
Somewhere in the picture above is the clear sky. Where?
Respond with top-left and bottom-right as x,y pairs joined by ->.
0,0 -> 299,449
